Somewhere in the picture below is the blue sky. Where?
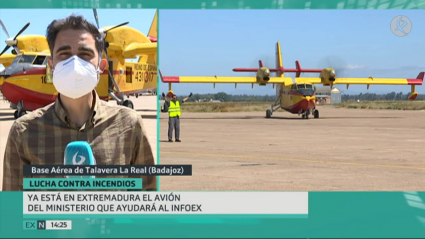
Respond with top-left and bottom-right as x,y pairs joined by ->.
159,10 -> 425,95
0,9 -> 156,66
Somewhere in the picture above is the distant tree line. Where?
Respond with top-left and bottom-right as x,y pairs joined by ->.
341,92 -> 425,101
176,91 -> 425,102
180,92 -> 276,102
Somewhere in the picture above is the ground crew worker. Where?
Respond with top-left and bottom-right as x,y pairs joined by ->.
162,91 -> 192,142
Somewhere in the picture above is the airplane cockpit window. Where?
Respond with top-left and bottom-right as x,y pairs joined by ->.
11,56 -> 21,64
33,56 -> 46,65
43,56 -> 50,66
297,84 -> 315,96
18,55 -> 36,64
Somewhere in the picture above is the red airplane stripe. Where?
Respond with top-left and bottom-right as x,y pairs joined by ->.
162,76 -> 180,83
407,79 -> 423,85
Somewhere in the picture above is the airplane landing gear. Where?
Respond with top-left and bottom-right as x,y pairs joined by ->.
301,109 -> 320,119
301,110 -> 310,119
313,109 -> 319,118
109,91 -> 134,110
266,95 -> 281,118
122,100 -> 134,109
266,109 -> 272,118
14,100 -> 27,119
14,110 -> 27,119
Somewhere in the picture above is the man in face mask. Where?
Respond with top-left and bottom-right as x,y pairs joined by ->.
2,14 -> 157,191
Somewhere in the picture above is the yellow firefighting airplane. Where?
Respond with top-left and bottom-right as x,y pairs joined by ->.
0,9 -> 157,118
160,41 -> 424,119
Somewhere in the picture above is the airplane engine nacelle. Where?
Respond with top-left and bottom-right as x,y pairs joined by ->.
319,68 -> 336,86
256,67 -> 271,85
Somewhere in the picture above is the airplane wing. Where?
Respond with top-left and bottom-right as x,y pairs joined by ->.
293,77 -> 322,84
295,72 -> 424,86
295,72 -> 425,100
0,54 -> 17,68
122,42 -> 157,58
161,75 -> 293,84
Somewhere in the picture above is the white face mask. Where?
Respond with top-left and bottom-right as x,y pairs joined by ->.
52,55 -> 100,99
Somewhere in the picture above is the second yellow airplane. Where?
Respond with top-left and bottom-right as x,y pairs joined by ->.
0,9 -> 157,119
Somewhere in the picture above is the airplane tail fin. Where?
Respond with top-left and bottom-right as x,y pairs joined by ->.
148,10 -> 157,42
295,60 -> 301,77
407,72 -> 425,85
416,72 -> 425,81
276,41 -> 283,77
275,41 -> 284,98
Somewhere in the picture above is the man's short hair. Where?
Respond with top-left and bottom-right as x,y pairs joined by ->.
46,14 -> 104,59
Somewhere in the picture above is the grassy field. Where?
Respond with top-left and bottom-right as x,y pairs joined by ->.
335,101 -> 425,110
179,101 -> 425,113
181,102 -> 273,112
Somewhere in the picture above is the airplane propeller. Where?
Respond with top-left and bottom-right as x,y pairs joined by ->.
92,9 -> 129,60
92,9 -> 129,100
0,20 -> 30,56
318,55 -> 348,89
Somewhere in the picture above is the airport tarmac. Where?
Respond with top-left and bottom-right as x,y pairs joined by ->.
159,106 -> 425,191
0,94 -> 157,191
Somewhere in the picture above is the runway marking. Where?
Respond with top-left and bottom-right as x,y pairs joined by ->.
161,151 -> 425,170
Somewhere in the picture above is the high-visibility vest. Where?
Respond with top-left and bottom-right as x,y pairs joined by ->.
169,101 -> 181,117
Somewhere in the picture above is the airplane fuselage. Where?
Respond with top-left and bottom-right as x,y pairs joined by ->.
111,59 -> 157,95
0,53 -> 157,111
280,83 -> 316,114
